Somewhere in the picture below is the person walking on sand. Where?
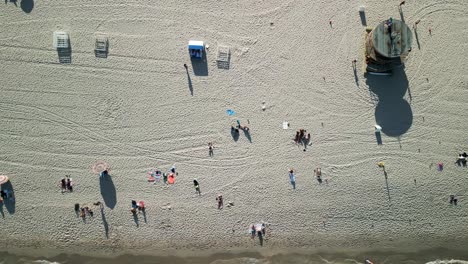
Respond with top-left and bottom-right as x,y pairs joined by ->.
163,172 -> 168,184
289,169 -> 296,190
60,178 -> 66,193
66,177 -> 73,192
216,194 -> 224,209
193,179 -> 201,195
250,224 -> 256,239
80,207 -> 86,220
208,142 -> 214,157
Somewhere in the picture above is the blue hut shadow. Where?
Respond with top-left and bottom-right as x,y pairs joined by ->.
99,173 -> 117,209
1,181 -> 16,215
191,52 -> 208,76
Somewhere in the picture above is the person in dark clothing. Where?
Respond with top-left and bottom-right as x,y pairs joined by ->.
60,178 -> 66,193
193,179 -> 201,195
208,142 -> 214,157
131,200 -> 138,214
66,178 -> 72,192
216,195 -> 223,209
88,208 -> 94,217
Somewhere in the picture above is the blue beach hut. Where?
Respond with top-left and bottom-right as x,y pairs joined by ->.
188,40 -> 205,59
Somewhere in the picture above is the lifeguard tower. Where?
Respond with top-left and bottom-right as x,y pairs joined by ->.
365,18 -> 412,73
53,31 -> 69,49
95,34 -> 109,58
53,31 -> 71,63
188,40 -> 204,59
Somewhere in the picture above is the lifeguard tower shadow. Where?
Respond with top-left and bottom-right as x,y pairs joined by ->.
190,53 -> 208,76
366,66 -> 413,137
58,47 -> 72,64
99,174 -> 117,209
1,181 -> 15,215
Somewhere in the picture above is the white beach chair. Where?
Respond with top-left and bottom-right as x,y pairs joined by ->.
95,34 -> 109,58
53,31 -> 71,63
216,45 -> 230,69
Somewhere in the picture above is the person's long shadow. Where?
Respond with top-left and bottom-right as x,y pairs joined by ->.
185,68 -> 193,96
399,6 -> 405,23
231,126 -> 239,142
359,10 -> 367,26
353,65 -> 359,86
133,213 -> 139,227
100,207 -> 109,238
383,171 -> 392,204
20,0 -> 34,13
414,27 -> 421,50
7,0 -> 17,7
142,209 -> 147,223
99,174 -> 117,209
366,66 -> 413,137
0,203 -> 5,218
375,131 -> 383,145
1,181 -> 16,214
242,128 -> 252,143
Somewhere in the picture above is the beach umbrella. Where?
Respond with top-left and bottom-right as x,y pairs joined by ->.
226,109 -> 235,116
0,175 -> 9,185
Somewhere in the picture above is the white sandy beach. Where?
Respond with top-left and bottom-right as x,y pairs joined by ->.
0,0 -> 468,258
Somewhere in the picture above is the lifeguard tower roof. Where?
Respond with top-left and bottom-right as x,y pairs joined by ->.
366,18 -> 412,63
53,31 -> 69,49
188,40 -> 204,49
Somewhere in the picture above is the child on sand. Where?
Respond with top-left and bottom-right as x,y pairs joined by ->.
289,169 -> 296,190
250,224 -> 256,239
80,208 -> 86,220
216,194 -> 223,209
163,173 -> 168,184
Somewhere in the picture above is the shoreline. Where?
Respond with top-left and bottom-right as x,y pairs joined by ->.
2,233 -> 468,260
1,245 -> 468,264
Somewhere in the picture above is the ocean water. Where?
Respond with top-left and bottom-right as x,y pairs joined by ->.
1,248 -> 468,264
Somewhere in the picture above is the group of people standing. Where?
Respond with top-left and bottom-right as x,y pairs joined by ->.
131,200 -> 145,215
249,223 -> 269,245
294,128 -> 311,151
59,175 -> 73,193
74,203 -> 94,220
288,167 -> 327,190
